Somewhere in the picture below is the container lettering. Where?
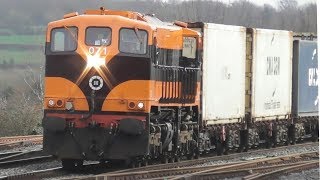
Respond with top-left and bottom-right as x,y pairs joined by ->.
266,56 -> 280,75
264,101 -> 281,110
308,68 -> 318,87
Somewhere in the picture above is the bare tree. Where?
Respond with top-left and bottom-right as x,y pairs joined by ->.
23,66 -> 44,102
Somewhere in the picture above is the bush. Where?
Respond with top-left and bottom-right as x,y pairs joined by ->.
0,93 -> 42,136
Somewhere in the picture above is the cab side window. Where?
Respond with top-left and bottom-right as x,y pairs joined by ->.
182,37 -> 197,59
119,28 -> 147,54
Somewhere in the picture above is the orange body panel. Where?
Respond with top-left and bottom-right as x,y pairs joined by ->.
156,28 -> 183,50
102,80 -> 152,112
44,77 -> 89,111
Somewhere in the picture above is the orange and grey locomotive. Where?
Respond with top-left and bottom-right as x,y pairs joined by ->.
43,8 -> 201,168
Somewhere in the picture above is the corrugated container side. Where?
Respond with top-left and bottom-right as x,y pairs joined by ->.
251,29 -> 293,121
202,23 -> 246,125
292,40 -> 318,117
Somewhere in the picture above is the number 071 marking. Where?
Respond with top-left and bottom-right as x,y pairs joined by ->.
88,47 -> 107,55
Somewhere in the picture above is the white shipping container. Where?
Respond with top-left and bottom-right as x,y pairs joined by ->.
202,23 -> 246,124
251,29 -> 293,120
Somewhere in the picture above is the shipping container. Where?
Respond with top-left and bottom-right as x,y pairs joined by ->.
292,40 -> 318,117
202,23 -> 246,124
250,28 -> 293,121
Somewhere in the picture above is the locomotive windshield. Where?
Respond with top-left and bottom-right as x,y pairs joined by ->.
119,28 -> 147,54
51,27 -> 77,52
86,27 -> 111,46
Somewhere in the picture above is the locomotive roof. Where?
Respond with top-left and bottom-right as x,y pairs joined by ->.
49,8 -> 182,31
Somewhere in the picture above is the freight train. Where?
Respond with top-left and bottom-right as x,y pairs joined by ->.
42,7 -> 318,169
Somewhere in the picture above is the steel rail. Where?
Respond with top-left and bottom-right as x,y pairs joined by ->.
0,150 -> 43,162
90,151 -> 318,180
0,155 -> 54,168
0,167 -> 63,180
0,151 -> 22,159
110,142 -> 319,174
178,160 -> 319,180
0,135 -> 42,144
0,139 -> 42,150
242,160 -> 319,180
0,163 -> 120,180
169,151 -> 318,180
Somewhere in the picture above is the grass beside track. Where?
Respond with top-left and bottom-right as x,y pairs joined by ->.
0,35 -> 44,45
0,49 -> 43,65
0,34 -> 44,65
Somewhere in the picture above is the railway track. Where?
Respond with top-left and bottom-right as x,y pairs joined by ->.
110,142 -> 319,173
0,163 -> 122,180
0,167 -> 63,180
2,151 -> 317,180
243,161 -> 319,180
90,151 -> 318,180
175,161 -> 318,180
0,149 -> 54,169
0,135 -> 42,150
0,142 -> 317,179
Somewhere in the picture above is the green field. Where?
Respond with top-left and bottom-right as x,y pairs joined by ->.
0,34 -> 44,65
0,35 -> 44,45
0,49 -> 44,64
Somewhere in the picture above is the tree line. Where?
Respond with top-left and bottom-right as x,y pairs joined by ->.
0,0 -> 316,35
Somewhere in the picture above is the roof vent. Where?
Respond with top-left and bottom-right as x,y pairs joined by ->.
174,21 -> 187,28
64,12 -> 79,19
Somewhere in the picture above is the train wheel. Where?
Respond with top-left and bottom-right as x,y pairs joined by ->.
142,159 -> 148,166
129,163 -> 136,168
311,124 -> 319,142
265,137 -> 272,149
223,141 -> 229,155
109,160 -> 127,168
136,161 -> 141,168
272,129 -> 277,148
312,131 -> 319,142
216,141 -> 223,156
175,156 -> 181,162
288,124 -> 295,145
194,152 -> 199,159
187,153 -> 194,160
99,159 -> 107,165
62,159 -> 83,170
161,156 -> 169,164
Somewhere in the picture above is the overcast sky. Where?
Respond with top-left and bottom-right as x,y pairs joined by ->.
168,0 -> 317,8
243,0 -> 316,7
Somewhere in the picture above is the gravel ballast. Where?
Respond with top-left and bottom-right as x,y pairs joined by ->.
0,143 -> 318,179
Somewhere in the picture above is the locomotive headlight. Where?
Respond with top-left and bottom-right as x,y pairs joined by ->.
137,102 -> 144,109
86,55 -> 105,68
48,99 -> 55,107
66,101 -> 74,111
